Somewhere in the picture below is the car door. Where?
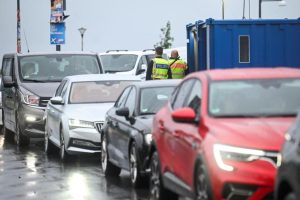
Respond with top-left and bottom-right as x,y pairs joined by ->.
112,86 -> 137,169
171,79 -> 203,187
2,56 -> 15,131
106,86 -> 131,165
158,79 -> 195,173
47,80 -> 68,144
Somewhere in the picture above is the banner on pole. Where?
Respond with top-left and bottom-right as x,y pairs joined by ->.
50,23 -> 65,45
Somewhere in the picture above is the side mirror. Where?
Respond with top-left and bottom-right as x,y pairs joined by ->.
172,107 -> 196,123
116,107 -> 130,118
136,64 -> 147,75
3,76 -> 15,87
50,96 -> 64,105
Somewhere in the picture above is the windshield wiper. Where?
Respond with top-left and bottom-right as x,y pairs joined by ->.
23,79 -> 47,83
140,112 -> 156,115
105,70 -> 119,73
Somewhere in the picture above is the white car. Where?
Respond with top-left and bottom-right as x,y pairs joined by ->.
44,74 -> 141,161
99,49 -> 167,80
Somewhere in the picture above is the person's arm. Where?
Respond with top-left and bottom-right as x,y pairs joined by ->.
167,67 -> 172,79
146,60 -> 153,80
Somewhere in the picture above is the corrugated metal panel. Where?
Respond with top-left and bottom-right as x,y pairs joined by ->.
186,18 -> 300,72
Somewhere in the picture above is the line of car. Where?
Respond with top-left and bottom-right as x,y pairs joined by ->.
1,52 -> 300,200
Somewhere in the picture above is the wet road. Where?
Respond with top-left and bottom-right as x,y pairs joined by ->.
0,131 -> 150,200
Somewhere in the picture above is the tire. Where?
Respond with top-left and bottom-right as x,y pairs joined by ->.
129,142 -> 144,187
44,124 -> 56,154
149,151 -> 178,200
101,134 -> 121,177
194,163 -> 213,200
284,193 -> 297,200
59,127 -> 70,161
15,121 -> 30,147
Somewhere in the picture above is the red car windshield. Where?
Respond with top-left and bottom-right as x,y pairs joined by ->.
209,78 -> 300,117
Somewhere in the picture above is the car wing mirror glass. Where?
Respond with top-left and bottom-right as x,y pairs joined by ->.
3,76 -> 15,87
116,107 -> 130,118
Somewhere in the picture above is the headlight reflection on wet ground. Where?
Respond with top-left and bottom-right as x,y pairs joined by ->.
68,172 -> 89,200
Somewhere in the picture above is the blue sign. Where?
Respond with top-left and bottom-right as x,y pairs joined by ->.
50,23 -> 65,45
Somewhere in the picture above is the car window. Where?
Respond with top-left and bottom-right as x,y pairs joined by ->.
100,54 -> 138,72
172,79 -> 195,110
69,81 -> 133,104
115,87 -> 131,108
124,87 -> 136,116
184,80 -> 202,117
55,80 -> 67,97
60,80 -> 69,99
19,55 -> 101,82
136,56 -> 147,74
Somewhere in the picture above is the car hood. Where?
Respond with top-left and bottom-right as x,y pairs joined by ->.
135,115 -> 154,133
65,103 -> 114,122
21,82 -> 60,98
206,117 -> 295,151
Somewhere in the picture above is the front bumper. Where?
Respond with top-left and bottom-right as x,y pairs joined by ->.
204,144 -> 277,200
66,128 -> 101,154
18,104 -> 46,138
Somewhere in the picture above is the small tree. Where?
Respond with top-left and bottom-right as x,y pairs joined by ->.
154,21 -> 174,49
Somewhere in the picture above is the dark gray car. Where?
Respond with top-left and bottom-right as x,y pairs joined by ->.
1,52 -> 104,146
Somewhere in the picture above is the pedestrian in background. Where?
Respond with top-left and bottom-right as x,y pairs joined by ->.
146,46 -> 172,80
168,50 -> 188,79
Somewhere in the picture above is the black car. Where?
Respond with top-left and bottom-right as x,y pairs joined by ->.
275,111 -> 300,200
101,80 -> 179,187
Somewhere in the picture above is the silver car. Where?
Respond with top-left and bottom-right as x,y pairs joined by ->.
44,74 -> 141,161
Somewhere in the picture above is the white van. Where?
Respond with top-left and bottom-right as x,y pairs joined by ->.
99,49 -> 167,80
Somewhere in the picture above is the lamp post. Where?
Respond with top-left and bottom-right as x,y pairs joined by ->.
259,0 -> 286,18
78,27 -> 87,51
221,0 -> 225,19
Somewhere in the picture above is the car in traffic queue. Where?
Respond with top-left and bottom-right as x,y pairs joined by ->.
275,110 -> 300,200
99,49 -> 168,80
149,68 -> 300,200
101,80 -> 180,187
44,74 -> 141,161
1,52 -> 104,146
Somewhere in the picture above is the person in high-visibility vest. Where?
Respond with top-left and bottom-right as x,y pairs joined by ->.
146,47 -> 172,80
168,50 -> 188,79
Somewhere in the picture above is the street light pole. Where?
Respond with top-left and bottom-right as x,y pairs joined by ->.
259,0 -> 286,18
222,0 -> 225,19
78,27 -> 87,51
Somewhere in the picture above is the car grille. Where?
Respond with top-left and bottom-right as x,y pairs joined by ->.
39,97 -> 51,107
94,122 -> 104,133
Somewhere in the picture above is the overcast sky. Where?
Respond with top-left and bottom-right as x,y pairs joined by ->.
0,0 -> 299,59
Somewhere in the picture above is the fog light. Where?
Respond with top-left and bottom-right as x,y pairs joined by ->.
72,139 -> 96,147
26,116 -> 37,122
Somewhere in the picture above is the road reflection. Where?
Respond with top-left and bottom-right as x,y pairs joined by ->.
0,133 -> 151,200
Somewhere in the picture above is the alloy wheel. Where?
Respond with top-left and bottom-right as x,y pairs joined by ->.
150,153 -> 160,200
101,137 -> 107,171
196,165 -> 209,200
130,145 -> 138,183
44,131 -> 49,153
60,133 -> 65,160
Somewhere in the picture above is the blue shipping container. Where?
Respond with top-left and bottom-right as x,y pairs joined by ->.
186,18 -> 300,73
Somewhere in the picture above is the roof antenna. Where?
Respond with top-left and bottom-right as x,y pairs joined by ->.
23,28 -> 30,53
242,0 -> 246,19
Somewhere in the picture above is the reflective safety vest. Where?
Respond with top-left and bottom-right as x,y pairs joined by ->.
169,59 -> 187,79
152,58 -> 170,79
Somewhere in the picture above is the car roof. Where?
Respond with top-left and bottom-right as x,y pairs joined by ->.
129,79 -> 181,89
3,51 -> 99,57
64,74 -> 142,83
99,50 -> 157,56
188,67 -> 300,81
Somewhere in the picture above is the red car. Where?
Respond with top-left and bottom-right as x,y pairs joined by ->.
149,68 -> 300,200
